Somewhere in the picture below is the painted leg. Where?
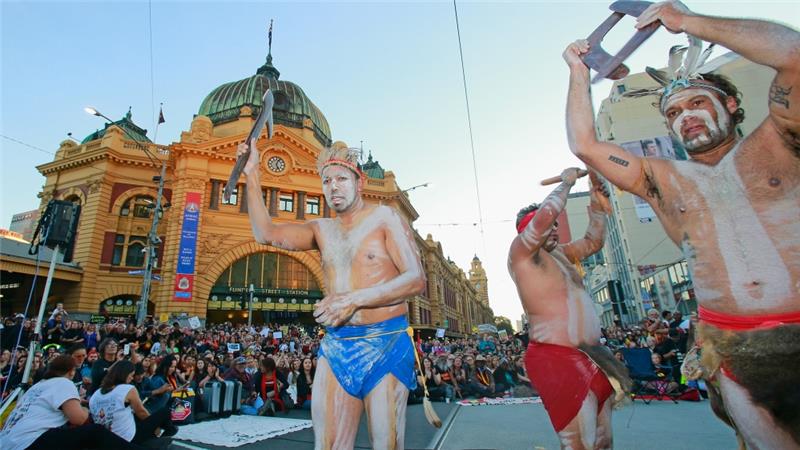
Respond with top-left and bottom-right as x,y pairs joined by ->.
364,374 -> 409,450
707,378 -> 746,449
556,391 -> 599,450
718,372 -> 799,450
312,357 -> 363,450
593,397 -> 612,450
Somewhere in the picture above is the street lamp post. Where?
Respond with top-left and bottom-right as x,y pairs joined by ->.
86,106 -> 168,326
401,182 -> 432,194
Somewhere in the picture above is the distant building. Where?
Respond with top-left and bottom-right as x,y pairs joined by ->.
9,209 -> 40,242
1,45 -> 493,330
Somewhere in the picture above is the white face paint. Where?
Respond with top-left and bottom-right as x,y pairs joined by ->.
321,165 -> 359,213
663,89 -> 732,153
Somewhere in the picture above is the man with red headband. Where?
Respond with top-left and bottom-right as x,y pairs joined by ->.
564,1 -> 800,447
509,168 -> 630,450
238,140 -> 425,449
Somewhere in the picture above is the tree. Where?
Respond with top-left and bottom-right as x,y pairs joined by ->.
494,316 -> 514,335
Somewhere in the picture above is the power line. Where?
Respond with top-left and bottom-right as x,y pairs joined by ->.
1,134 -> 165,185
452,0 -> 486,257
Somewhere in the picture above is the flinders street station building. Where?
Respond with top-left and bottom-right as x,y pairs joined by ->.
0,49 -> 494,337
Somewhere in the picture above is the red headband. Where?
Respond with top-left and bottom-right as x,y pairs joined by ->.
516,210 -> 537,234
322,159 -> 362,178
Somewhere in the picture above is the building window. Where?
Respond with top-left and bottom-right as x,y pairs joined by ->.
279,193 -> 294,212
132,196 -> 154,218
124,236 -> 147,267
306,196 -> 320,215
111,234 -> 125,266
120,199 -> 131,216
222,185 -> 238,205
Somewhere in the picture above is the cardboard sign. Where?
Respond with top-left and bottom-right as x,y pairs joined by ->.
188,316 -> 201,330
260,327 -> 270,337
226,343 -> 241,353
159,313 -> 170,323
273,331 -> 283,340
435,328 -> 446,338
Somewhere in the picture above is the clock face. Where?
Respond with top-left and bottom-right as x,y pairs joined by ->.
267,156 -> 286,173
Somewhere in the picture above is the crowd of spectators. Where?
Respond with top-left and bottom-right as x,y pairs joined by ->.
0,303 -> 695,449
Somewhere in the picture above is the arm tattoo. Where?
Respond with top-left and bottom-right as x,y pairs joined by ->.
608,155 -> 629,167
769,82 -> 792,109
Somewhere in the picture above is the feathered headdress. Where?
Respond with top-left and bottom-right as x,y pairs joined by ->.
622,35 -> 724,111
317,141 -> 363,177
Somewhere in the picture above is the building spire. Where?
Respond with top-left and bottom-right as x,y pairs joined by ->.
268,19 -> 273,61
257,18 -> 280,79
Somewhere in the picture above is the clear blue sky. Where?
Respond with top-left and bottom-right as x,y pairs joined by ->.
2,1 -> 797,324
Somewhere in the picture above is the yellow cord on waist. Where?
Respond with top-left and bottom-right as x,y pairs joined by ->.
331,328 -> 407,340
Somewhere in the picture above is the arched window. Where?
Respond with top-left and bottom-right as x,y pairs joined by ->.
109,193 -> 160,268
125,241 -> 146,267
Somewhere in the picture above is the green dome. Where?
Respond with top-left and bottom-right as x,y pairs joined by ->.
198,55 -> 331,147
82,108 -> 152,144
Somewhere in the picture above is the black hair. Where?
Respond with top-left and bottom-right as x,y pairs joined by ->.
67,344 -> 87,355
43,355 -> 76,380
155,355 -> 176,378
101,360 -> 135,394
515,203 -> 539,229
701,73 -> 745,125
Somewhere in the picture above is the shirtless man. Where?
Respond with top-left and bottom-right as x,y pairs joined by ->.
509,169 -> 630,450
564,1 -> 800,447
238,140 -> 425,450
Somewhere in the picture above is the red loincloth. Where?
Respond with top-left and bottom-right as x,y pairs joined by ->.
525,341 -> 613,432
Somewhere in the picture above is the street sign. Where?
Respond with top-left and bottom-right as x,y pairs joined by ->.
152,274 -> 162,281
128,270 -> 145,275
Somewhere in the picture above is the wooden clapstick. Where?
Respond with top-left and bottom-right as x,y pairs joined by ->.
540,169 -> 588,186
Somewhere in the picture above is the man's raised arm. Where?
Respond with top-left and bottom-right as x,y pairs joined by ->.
636,0 -> 800,149
509,168 -> 581,265
238,140 -> 316,251
564,41 -> 650,196
562,171 -> 610,263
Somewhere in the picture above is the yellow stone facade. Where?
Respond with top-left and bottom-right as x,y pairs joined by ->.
22,59 -> 494,332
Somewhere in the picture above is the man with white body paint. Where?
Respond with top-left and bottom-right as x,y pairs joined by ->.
509,169 -> 630,450
564,1 -> 800,447
238,140 -> 425,450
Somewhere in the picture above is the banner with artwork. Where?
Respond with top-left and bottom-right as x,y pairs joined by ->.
619,136 -> 686,223
174,192 -> 201,301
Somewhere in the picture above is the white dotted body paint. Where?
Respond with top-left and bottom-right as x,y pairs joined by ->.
674,143 -> 792,310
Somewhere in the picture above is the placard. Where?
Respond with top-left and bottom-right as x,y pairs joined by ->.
188,316 -> 201,329
226,343 -> 241,353
435,328 -> 446,338
273,331 -> 283,340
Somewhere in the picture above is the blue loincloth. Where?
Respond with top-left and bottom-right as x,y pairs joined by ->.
318,315 -> 416,399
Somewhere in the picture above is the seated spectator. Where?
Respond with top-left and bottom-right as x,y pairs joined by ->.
433,354 -> 457,401
492,359 -> 518,395
650,352 -> 680,394
466,354 -> 495,398
252,357 -> 289,415
296,357 -> 314,409
197,361 -> 225,389
451,356 -> 468,398
145,355 -> 178,413
0,355 -> 141,450
90,360 -> 176,446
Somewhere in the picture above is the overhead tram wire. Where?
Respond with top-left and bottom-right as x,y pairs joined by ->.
1,134 -> 165,186
453,0 -> 487,258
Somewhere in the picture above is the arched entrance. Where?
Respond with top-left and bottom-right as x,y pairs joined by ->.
207,252 -> 323,325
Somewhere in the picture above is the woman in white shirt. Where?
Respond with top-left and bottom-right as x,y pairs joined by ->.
0,355 -> 139,450
89,360 -> 176,445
